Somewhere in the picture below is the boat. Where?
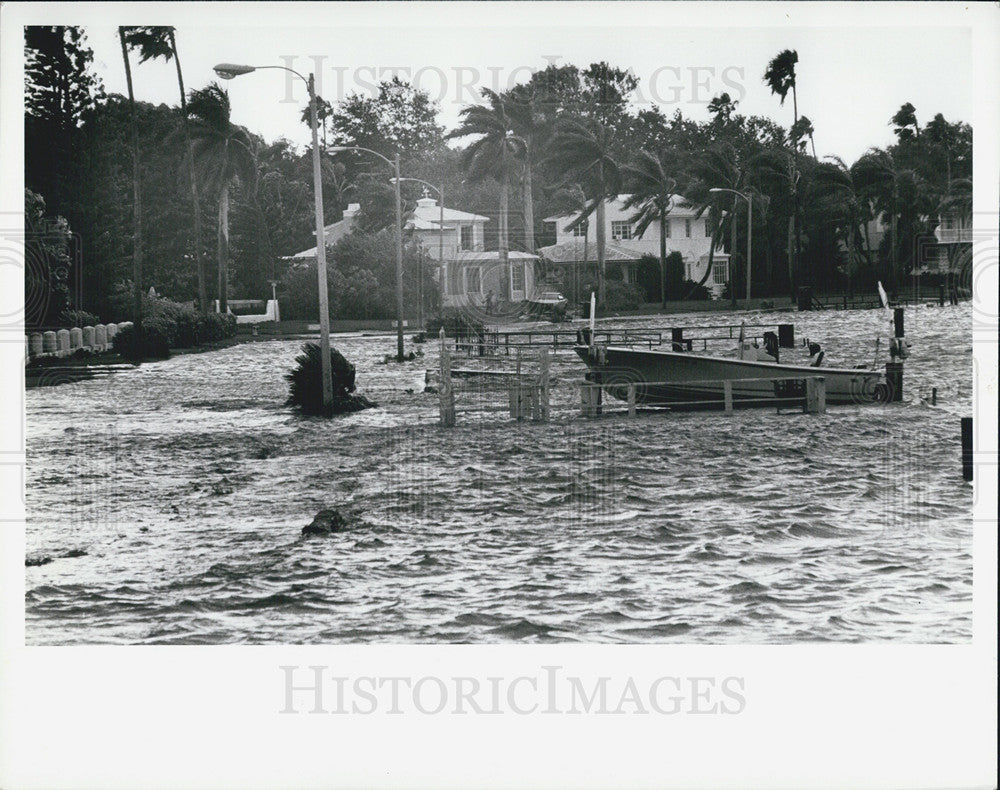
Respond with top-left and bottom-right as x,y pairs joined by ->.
526,290 -> 569,320
573,340 -> 889,408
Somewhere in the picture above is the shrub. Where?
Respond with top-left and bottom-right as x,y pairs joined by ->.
425,314 -> 485,339
198,312 -> 236,342
112,323 -> 171,362
60,309 -> 100,328
683,279 -> 714,301
285,342 -> 377,416
603,281 -> 644,312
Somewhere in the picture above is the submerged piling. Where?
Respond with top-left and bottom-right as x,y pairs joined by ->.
961,417 -> 973,481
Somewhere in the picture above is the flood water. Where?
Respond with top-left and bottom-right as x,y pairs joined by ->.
25,303 -> 974,644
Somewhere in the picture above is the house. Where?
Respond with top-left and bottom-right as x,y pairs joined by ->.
911,211 -> 972,287
284,192 -> 542,310
539,194 -> 731,299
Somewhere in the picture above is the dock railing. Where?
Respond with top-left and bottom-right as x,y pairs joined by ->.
447,322 -> 795,357
577,375 -> 826,418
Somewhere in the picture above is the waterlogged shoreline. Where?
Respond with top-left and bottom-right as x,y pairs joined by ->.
25,304 -> 974,644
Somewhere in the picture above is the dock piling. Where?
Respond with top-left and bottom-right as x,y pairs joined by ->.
439,328 -> 455,427
627,384 -> 637,417
961,417 -> 973,481
723,381 -> 733,413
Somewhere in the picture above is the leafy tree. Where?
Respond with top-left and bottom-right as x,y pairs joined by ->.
24,189 -> 75,324
331,77 -> 443,160
24,26 -> 105,221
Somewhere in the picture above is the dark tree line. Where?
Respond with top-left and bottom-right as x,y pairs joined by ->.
25,29 -> 972,324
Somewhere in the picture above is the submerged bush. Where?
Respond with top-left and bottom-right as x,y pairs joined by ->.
285,342 -> 377,416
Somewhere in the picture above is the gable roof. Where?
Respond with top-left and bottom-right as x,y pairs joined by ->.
543,194 -> 696,224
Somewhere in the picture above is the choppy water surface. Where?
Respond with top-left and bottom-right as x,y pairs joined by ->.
25,304 -> 974,644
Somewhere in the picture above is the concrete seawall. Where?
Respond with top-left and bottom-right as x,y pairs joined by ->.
26,322 -> 133,361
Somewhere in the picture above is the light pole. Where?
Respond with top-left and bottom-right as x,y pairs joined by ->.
214,62 -> 333,409
330,146 -> 405,361
391,177 -> 445,321
710,187 -> 753,307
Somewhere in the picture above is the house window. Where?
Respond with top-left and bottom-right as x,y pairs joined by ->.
685,262 -> 693,280
611,221 -> 632,240
510,263 -> 525,293
664,219 -> 671,239
459,225 -> 473,251
704,219 -> 711,237
685,219 -> 692,238
713,261 -> 728,285
571,220 -> 588,237
465,266 -> 481,294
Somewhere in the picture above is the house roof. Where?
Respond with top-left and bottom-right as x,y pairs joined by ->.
452,250 -> 539,262
536,239 -> 648,263
412,196 -> 489,224
284,197 -> 490,260
543,194 -> 695,224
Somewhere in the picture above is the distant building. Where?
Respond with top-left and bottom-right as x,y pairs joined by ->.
284,192 -> 542,310
540,194 -> 730,299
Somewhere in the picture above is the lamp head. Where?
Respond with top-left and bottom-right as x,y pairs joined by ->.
328,146 -> 353,153
213,63 -> 256,80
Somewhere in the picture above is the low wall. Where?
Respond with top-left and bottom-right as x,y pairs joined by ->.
26,322 -> 133,360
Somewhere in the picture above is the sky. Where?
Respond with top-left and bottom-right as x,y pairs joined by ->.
73,10 -> 974,166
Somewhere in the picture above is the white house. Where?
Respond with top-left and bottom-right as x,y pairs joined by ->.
286,193 -> 542,309
540,194 -> 731,298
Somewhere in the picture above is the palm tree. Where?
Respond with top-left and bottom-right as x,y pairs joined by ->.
811,157 -> 870,295
186,83 -> 255,313
622,148 -> 682,308
118,27 -> 143,326
852,148 -> 933,291
447,89 -> 524,299
764,49 -> 803,290
545,116 -> 622,310
121,26 -> 208,312
505,87 -> 543,253
684,143 -> 745,300
891,102 -> 920,142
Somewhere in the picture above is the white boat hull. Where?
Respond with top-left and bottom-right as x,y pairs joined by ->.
575,345 -> 887,407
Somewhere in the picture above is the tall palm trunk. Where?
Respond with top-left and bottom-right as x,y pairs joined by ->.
730,195 -> 738,308
119,28 -> 143,326
168,30 -> 207,313
499,171 -> 509,300
217,187 -> 229,312
685,213 -> 718,299
521,138 -> 535,253
847,221 -> 855,296
595,159 -> 607,310
595,196 -> 607,310
791,84 -> 803,292
659,209 -> 667,308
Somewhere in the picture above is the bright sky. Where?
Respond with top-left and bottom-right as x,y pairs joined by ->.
65,4 -> 974,166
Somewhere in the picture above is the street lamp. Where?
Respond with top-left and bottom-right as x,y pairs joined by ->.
710,187 -> 753,307
391,177 -> 445,322
214,62 -> 333,409
330,146 -> 405,362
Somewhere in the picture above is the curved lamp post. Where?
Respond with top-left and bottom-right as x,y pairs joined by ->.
214,62 -> 333,408
391,177 -> 445,322
710,187 -> 753,307
330,146 -> 405,362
